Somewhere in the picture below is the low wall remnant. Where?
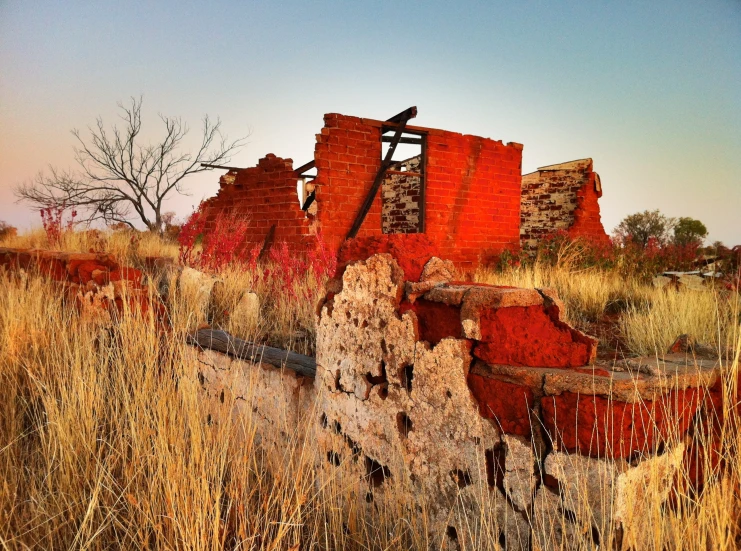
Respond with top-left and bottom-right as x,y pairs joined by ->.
193,249 -> 726,550
0,247 -> 147,312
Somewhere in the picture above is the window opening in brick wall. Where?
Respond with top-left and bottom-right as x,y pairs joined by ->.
380,131 -> 426,234
295,160 -> 317,213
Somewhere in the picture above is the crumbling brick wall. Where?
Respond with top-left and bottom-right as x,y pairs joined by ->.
315,113 -> 525,268
198,154 -> 315,253
425,131 -> 522,268
520,158 -> 609,251
200,113 -> 523,268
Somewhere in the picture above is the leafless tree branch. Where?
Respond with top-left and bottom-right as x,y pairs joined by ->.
15,96 -> 248,231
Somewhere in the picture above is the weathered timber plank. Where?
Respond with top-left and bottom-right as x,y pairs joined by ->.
187,328 -> 316,378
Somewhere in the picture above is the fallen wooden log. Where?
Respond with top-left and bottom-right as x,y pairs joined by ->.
187,328 -> 317,378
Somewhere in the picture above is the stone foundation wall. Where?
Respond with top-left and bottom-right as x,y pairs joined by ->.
194,251 -> 728,550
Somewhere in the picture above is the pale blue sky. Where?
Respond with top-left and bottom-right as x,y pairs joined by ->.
1,1 -> 739,243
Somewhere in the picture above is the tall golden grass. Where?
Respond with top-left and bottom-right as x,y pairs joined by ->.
0,227 -> 180,263
0,229 -> 739,549
0,269 -> 438,549
476,258 -> 739,358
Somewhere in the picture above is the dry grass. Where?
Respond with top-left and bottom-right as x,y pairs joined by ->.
475,260 -> 650,328
620,286 -> 740,357
0,227 -> 180,263
0,228 -> 316,355
476,260 -> 740,358
174,263 -> 321,357
214,264 -> 323,357
0,272 -> 428,550
0,229 -> 740,549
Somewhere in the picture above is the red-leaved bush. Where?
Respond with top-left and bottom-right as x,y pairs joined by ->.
40,204 -> 77,245
178,204 -> 257,272
489,230 -> 731,284
265,231 -> 337,301
178,204 -> 337,301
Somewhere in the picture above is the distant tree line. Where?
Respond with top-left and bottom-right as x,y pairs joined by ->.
614,210 -> 710,249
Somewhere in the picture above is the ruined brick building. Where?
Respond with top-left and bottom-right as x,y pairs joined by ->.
520,158 -> 610,251
199,109 -> 609,267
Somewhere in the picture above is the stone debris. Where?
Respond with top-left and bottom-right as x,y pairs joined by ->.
315,254 -> 502,533
652,275 -> 672,288
405,256 -> 457,302
677,273 -> 706,291
229,291 -> 260,331
613,444 -> 685,550
179,266 -> 218,313
0,246 -> 149,314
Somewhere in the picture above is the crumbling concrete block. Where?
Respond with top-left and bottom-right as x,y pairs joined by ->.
545,450 -> 625,534
531,486 -> 592,551
315,254 -> 503,534
502,434 -> 536,511
613,444 -> 685,551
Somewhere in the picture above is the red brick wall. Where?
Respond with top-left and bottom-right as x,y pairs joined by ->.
200,113 -> 523,268
312,114 -> 383,253
425,131 -> 522,268
199,154 -> 314,252
314,114 -> 522,268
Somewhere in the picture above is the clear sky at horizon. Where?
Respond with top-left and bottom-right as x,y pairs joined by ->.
1,1 -> 739,243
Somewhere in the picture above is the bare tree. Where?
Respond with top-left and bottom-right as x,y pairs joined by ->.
16,96 -> 246,231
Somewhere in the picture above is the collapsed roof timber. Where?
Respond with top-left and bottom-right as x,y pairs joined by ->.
199,107 -> 609,267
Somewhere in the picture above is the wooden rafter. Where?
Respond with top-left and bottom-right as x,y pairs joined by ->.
346,106 -> 417,240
